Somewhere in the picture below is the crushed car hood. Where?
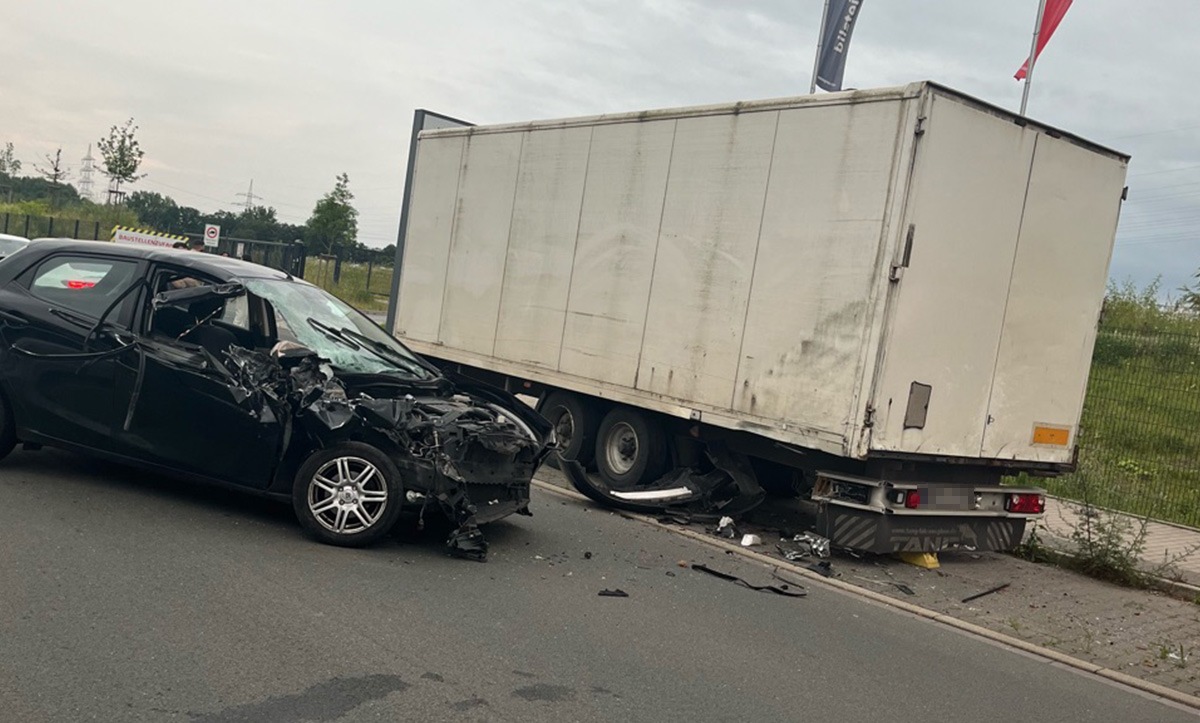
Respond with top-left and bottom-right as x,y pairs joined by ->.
223,344 -> 553,560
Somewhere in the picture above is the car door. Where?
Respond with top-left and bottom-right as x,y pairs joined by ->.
111,266 -> 283,487
0,252 -> 144,451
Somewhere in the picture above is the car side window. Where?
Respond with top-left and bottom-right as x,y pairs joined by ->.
220,294 -> 250,331
28,256 -> 140,320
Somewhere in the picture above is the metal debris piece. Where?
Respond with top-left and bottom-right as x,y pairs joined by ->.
960,583 -> 1010,603
740,534 -> 762,547
776,532 -> 831,560
893,583 -> 916,596
598,589 -> 629,598
691,564 -> 806,598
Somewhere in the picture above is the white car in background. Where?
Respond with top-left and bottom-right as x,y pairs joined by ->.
0,233 -> 30,261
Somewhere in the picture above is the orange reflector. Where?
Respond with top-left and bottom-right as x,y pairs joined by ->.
1032,425 -> 1070,446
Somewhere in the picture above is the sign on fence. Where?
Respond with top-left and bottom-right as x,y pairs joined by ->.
204,224 -> 221,248
111,225 -> 188,248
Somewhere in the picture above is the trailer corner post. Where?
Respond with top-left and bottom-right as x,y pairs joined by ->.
386,109 -> 427,335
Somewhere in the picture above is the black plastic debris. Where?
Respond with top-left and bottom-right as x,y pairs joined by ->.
691,564 -> 806,598
447,525 -> 488,563
657,512 -> 693,525
893,583 -> 917,596
805,560 -> 837,578
961,583 -> 1010,603
584,551 -> 593,560
598,589 -> 629,598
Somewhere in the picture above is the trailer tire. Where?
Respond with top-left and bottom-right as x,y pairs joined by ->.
538,391 -> 599,468
595,407 -> 670,489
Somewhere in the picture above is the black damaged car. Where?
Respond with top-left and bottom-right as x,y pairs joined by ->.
0,240 -> 554,559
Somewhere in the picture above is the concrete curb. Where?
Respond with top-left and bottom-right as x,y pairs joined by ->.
532,479 -> 1200,712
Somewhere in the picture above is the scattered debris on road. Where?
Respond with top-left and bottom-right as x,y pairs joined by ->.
777,532 -> 831,560
740,534 -> 762,547
715,516 -> 739,539
806,560 -> 837,578
961,583 -> 1011,604
598,589 -> 630,598
691,564 -> 806,598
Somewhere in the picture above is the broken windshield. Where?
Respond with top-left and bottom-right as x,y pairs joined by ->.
245,278 -> 435,380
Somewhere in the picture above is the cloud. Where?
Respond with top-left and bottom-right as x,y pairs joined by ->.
5,0 -> 1199,291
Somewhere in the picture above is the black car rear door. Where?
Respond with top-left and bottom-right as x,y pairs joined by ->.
0,252 -> 144,451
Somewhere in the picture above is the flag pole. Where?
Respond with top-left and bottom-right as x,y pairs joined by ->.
809,0 -> 831,94
1019,0 -> 1049,115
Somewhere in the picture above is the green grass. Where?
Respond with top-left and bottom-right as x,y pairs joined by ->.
303,259 -> 394,314
0,201 -> 138,239
1037,283 -> 1200,528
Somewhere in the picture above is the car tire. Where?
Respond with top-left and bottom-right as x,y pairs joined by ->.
0,390 -> 15,462
537,391 -> 600,468
292,442 -> 404,547
594,407 -> 670,490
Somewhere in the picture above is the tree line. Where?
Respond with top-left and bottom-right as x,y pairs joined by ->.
1,124 -> 396,264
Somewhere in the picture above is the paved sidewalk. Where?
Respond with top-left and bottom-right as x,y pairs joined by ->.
1040,496 -> 1200,587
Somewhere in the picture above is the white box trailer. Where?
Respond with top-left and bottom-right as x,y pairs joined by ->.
391,82 -> 1129,553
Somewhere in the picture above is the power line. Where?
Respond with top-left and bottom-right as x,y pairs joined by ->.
78,144 -> 96,201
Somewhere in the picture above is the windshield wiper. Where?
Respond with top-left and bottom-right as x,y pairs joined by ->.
305,317 -> 429,378
335,326 -> 434,379
306,317 -> 363,351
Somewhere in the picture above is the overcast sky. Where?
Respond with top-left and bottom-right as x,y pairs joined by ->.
5,0 -> 1199,295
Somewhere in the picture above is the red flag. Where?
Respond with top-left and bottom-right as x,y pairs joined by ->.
1014,0 -> 1074,80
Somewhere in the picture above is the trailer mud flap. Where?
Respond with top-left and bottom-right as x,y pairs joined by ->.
816,504 -> 1027,553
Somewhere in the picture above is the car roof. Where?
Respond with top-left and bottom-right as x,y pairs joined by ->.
27,239 -> 296,282
0,233 -> 30,243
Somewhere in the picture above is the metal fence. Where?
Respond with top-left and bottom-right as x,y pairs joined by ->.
303,256 -> 393,315
2,213 -> 107,240
1040,316 -> 1200,528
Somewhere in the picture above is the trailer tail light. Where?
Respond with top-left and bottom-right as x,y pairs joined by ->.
1006,493 -> 1045,514
904,490 -> 921,509
66,280 -> 96,289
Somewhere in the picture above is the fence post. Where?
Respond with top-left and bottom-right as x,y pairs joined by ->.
23,216 -> 30,237
333,254 -> 342,284
73,219 -> 80,239
2,213 -> 7,233
48,217 -> 54,236
366,261 -> 373,294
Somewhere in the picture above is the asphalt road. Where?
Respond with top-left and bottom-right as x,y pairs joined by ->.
0,448 -> 1193,722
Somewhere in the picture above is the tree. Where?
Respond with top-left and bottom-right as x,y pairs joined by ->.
0,142 -> 20,176
34,148 -> 70,209
98,118 -> 146,202
305,173 -> 358,255
232,205 -> 280,240
127,190 -> 180,231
